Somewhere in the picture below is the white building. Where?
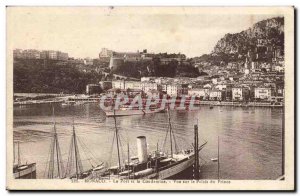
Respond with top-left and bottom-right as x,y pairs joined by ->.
167,84 -> 179,96
124,81 -> 141,90
141,77 -> 154,82
146,89 -> 160,98
112,80 -> 125,89
254,87 -> 272,101
154,78 -> 162,84
232,87 -> 244,101
22,49 -> 41,59
161,84 -> 168,92
99,48 -> 114,58
48,50 -> 58,60
212,78 -> 218,84
188,88 -> 209,99
215,84 -> 227,91
203,84 -> 212,89
274,65 -> 284,72
84,58 -> 93,66
209,90 -> 222,100
166,84 -> 188,96
141,82 -> 160,93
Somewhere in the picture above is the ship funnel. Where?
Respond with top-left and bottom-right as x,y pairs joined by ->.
137,136 -> 148,163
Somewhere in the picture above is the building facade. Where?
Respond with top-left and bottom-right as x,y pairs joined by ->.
112,80 -> 125,89
254,87 -> 272,101
209,90 -> 223,100
124,81 -> 141,90
232,87 -> 244,101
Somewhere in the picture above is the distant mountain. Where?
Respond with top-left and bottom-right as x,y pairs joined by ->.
193,17 -> 284,66
213,17 -> 284,54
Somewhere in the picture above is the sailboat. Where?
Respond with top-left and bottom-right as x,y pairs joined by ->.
45,109 -> 65,179
45,108 -> 103,179
99,108 -> 207,180
13,142 -> 37,179
64,119 -> 104,179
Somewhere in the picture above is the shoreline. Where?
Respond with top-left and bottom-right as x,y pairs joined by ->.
13,99 -> 283,108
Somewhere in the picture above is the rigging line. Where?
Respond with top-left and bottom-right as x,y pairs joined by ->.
119,132 -> 135,163
56,134 -> 65,178
74,132 -> 84,175
48,135 -> 55,179
43,138 -> 53,178
78,138 -> 97,165
167,108 -> 174,157
119,125 -> 130,143
172,131 -> 179,153
113,111 -> 121,170
65,135 -> 74,178
199,155 -> 208,165
118,132 -> 135,157
55,134 -> 61,178
118,133 -> 125,168
77,137 -> 96,168
111,124 -> 194,138
108,129 -> 116,167
162,122 -> 169,153
77,136 -> 100,164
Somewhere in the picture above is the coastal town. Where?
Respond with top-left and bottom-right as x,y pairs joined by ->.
9,6 -> 289,186
13,45 -> 284,107
13,17 -> 285,107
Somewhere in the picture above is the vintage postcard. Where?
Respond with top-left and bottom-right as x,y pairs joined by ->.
6,7 -> 294,190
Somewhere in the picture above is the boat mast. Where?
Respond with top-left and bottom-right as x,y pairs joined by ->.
194,124 -> 199,180
17,142 -> 21,166
218,136 -> 220,180
54,123 -> 61,177
156,142 -> 159,173
167,108 -> 173,158
127,143 -> 130,178
47,107 -> 64,179
13,142 -> 15,165
73,119 -> 79,179
113,109 -> 121,170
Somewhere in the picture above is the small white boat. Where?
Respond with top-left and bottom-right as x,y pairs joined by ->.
211,158 -> 218,162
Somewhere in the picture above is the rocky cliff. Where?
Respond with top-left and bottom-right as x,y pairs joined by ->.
213,17 -> 284,57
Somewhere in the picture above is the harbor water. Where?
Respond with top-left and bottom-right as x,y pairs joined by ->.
13,103 -> 283,180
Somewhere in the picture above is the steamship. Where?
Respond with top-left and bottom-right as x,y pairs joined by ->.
98,109 -> 207,180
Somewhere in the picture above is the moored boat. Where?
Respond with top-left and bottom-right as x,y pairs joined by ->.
104,105 -> 165,117
99,108 -> 207,180
13,142 -> 36,179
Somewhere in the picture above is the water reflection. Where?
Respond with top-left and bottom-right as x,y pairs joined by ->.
13,103 -> 283,180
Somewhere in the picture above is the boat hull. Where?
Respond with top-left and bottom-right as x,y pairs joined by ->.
105,109 -> 164,117
133,154 -> 196,180
159,155 -> 195,179
134,143 -> 207,180
14,163 -> 36,179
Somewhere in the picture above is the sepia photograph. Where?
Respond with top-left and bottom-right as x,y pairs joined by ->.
6,6 -> 295,190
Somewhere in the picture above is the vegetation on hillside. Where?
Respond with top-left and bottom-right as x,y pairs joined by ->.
14,59 -> 103,93
111,58 -> 201,78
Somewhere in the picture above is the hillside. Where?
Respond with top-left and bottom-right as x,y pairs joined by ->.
13,59 -> 103,93
194,17 -> 284,66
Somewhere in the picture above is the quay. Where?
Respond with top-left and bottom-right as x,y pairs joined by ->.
13,93 -> 284,108
13,99 -> 63,106
198,101 -> 283,108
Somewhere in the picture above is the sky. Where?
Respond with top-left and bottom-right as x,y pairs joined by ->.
7,7 -> 280,58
